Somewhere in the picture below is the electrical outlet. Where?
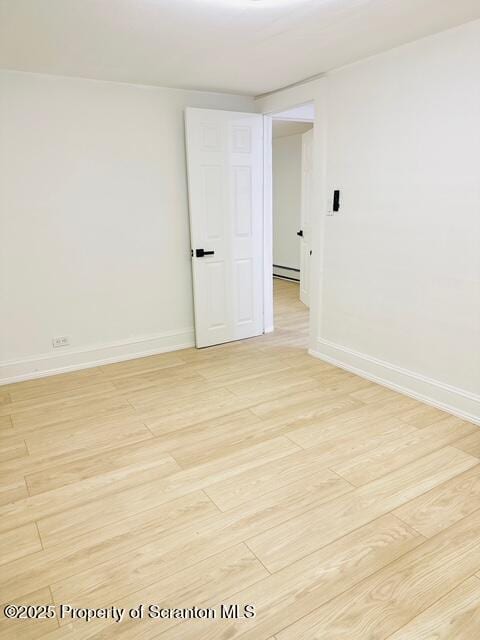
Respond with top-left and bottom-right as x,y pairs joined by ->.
52,336 -> 69,348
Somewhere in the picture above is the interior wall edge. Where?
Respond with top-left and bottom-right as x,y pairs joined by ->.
310,338 -> 480,426
0,328 -> 195,385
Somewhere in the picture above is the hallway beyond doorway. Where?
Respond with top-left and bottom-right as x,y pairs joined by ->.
271,277 -> 309,350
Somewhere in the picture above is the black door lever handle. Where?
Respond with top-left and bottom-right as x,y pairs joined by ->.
195,248 -> 215,257
297,230 -> 304,237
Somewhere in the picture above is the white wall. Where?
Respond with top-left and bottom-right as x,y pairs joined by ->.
272,133 -> 302,278
0,71 -> 254,381
257,19 -> 480,422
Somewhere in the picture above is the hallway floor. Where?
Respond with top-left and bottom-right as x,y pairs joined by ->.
1,279 -> 479,639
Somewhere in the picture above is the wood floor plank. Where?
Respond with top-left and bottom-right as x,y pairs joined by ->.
249,386 -> 324,419
332,416 -> 476,486
149,409 -> 262,455
393,464 -> 480,537
0,476 -> 28,506
0,450 -> 178,535
249,386 -> 361,422
225,369 -> 320,401
349,384 -> 405,405
0,415 -> 14,431
176,342 -> 258,365
273,352 -> 333,370
0,523 -> 42,565
49,470 -> 351,608
147,389 -> 361,442
0,587 -> 58,640
454,430 -> 480,458
276,508 -> 480,640
398,403 -> 452,428
0,416 -> 153,482
205,420 -> 417,511
41,546 -> 268,640
143,388 -> 252,434
33,437 -> 299,548
25,437 -> 183,496
193,353 -> 290,385
11,392 -> 134,431
99,351 -> 187,379
256,340 -> 307,354
258,397 -> 366,436
288,406 -> 414,447
166,397 -> 365,469
55,544 -> 268,635
0,391 -> 11,406
142,396 -> 255,435
110,366 -> 205,394
2,368 -> 107,402
126,378 -> 224,410
0,491 -> 218,604
154,515 -> 424,640
1,382 -> 119,420
288,397 -> 420,450
0,436 -> 28,463
386,575 -> 480,640
25,416 -> 152,458
247,447 -> 478,572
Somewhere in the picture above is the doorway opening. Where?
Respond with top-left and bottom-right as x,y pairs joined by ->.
264,101 -> 315,348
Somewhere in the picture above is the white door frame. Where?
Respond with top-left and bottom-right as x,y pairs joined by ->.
262,114 -> 274,333
262,101 -> 315,336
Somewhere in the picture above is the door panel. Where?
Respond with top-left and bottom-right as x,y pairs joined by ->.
236,258 -> 254,323
300,129 -> 314,307
233,166 -> 252,236
203,166 -> 223,239
207,261 -> 227,330
185,108 -> 264,348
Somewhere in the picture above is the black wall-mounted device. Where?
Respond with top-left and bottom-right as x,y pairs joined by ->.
333,190 -> 340,212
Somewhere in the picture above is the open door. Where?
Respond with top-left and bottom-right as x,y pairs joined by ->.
300,128 -> 313,307
185,108 -> 264,348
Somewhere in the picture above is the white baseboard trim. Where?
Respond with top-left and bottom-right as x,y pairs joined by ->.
0,329 -> 195,385
310,337 -> 480,426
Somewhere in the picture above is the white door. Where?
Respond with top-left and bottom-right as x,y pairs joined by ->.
185,108 -> 264,348
300,128 -> 313,307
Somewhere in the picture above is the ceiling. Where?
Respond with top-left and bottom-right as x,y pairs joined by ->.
1,0 -> 479,96
273,120 -> 313,138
